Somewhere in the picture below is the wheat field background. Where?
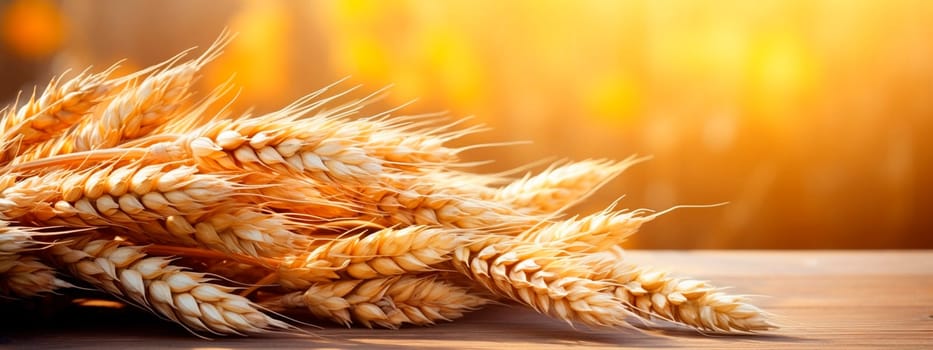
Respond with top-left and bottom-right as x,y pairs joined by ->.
1,0 -> 930,249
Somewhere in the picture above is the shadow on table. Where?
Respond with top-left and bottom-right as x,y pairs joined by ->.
1,299 -> 809,349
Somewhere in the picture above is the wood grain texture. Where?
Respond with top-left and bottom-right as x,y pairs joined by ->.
2,250 -> 931,349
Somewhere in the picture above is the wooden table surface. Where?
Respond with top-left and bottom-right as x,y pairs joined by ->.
2,250 -> 931,349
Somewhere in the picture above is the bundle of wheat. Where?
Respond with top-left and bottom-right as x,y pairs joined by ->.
0,33 -> 775,337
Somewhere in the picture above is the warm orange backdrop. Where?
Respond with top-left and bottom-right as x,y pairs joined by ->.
2,0 -> 931,249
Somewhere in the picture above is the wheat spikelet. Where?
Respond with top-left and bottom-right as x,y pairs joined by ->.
223,165 -> 544,232
272,275 -> 488,328
183,207 -> 313,258
582,248 -> 775,332
234,168 -> 533,233
49,237 -> 291,336
277,226 -> 463,289
179,116 -> 399,182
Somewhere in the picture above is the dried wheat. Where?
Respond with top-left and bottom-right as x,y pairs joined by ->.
0,163 -> 238,222
18,40 -> 226,162
168,89 -> 480,183
49,237 -> 291,335
0,36 -> 777,337
0,253 -> 70,298
452,235 -> 636,327
583,248 -> 775,332
272,275 -> 488,328
494,158 -> 639,214
0,67 -> 119,163
518,207 -> 656,252
277,226 -> 463,289
352,172 -> 543,232
0,163 -> 310,257
0,225 -> 71,297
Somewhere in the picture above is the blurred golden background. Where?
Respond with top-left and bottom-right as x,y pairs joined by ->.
2,0 -> 931,249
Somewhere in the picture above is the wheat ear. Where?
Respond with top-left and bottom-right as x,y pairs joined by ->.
272,275 -> 488,328
518,207 -> 656,252
452,235 -> 636,328
0,227 -> 71,297
519,210 -> 774,332
582,248 -> 775,332
19,40 -> 226,161
347,172 -> 544,232
0,164 -> 308,257
175,89 -> 479,182
277,226 -> 463,289
494,158 -> 640,214
107,206 -> 310,259
0,253 -> 71,298
0,67 -> 119,162
49,237 -> 292,336
0,163 -> 238,223
237,173 -> 365,220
